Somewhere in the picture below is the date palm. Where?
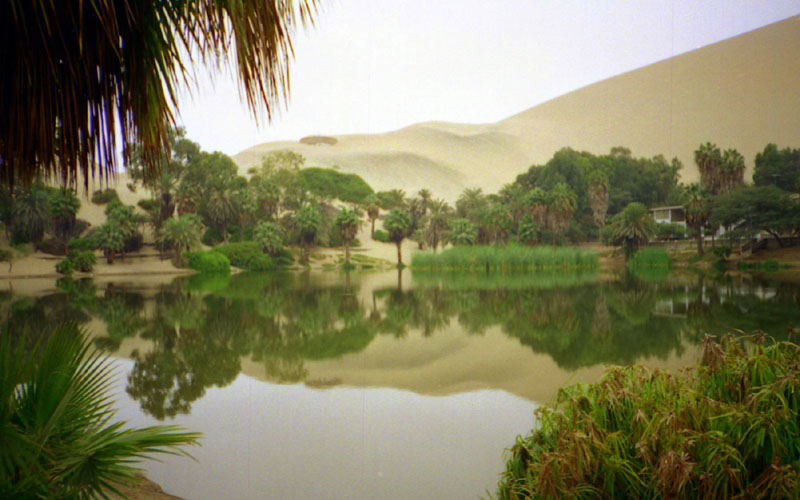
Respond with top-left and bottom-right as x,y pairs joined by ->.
684,183 -> 710,255
608,202 -> 657,257
158,215 -> 205,266
294,204 -> 322,265
424,199 -> 452,252
548,183 -> 577,242
335,207 -> 361,266
694,142 -> 722,194
587,171 -> 609,235
383,209 -> 411,267
365,194 -> 381,237
1,1 -> 316,187
719,148 -> 745,195
12,182 -> 51,243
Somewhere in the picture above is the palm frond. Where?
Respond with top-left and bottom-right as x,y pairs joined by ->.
0,1 -> 316,189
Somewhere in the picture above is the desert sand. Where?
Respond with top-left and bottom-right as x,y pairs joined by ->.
234,16 -> 800,201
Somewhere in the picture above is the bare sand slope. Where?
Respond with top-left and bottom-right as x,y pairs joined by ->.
234,16 -> 800,199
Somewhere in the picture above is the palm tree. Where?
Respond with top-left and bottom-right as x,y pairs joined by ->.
526,187 -> 549,229
694,142 -> 722,194
587,171 -> 609,235
254,222 -> 286,256
365,194 -> 381,237
0,323 -> 198,498
383,209 -> 411,267
48,187 -> 81,241
95,222 -> 127,264
294,204 -> 322,265
447,218 -> 478,246
1,1 -> 315,187
418,189 -> 432,216
720,148 -> 746,195
158,215 -> 205,266
456,188 -> 486,219
517,215 -> 540,246
548,183 -> 577,242
12,183 -> 51,243
424,199 -> 451,251
335,207 -> 361,266
684,183 -> 710,255
608,202 -> 657,257
205,189 -> 238,243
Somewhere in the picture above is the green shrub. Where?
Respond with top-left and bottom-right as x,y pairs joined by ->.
688,253 -> 703,263
498,334 -> 800,500
68,250 -> 96,272
186,250 -> 230,273
215,241 -> 261,268
247,254 -> 275,271
273,247 -> 295,267
373,229 -> 391,243
90,188 -> 118,204
67,237 -> 97,251
55,258 -> 74,275
656,222 -> 687,239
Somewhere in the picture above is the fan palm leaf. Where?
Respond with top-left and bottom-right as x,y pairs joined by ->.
0,323 -> 199,498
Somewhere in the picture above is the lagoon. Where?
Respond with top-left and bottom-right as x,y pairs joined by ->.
2,269 -> 799,499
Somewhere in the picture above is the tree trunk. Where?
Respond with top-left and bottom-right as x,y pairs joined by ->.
371,219 -> 375,237
767,230 -> 785,247
303,242 -> 310,265
396,241 -> 403,267
345,241 -> 350,266
696,230 -> 704,255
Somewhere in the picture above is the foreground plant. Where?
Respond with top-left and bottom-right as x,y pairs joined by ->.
498,333 -> 800,499
0,323 -> 199,498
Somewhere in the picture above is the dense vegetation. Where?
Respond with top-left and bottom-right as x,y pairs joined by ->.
498,334 -> 800,499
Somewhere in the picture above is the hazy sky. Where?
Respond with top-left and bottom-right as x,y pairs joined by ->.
175,0 -> 800,156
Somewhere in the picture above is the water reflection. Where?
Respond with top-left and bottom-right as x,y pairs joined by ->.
1,270 -> 798,420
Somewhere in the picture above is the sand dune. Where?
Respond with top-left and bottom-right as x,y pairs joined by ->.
234,16 -> 800,200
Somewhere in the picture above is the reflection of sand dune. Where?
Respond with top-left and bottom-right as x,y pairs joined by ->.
235,16 -> 800,200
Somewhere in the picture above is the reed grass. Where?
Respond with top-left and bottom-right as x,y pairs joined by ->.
497,333 -> 800,499
411,245 -> 597,272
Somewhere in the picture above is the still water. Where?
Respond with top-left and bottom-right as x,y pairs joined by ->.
2,269 -> 799,499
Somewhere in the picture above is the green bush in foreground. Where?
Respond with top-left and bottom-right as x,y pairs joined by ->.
186,250 -> 230,273
214,241 -> 288,271
0,323 -> 199,498
412,245 -> 597,271
498,334 -> 800,499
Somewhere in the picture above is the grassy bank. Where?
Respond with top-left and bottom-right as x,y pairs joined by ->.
498,334 -> 800,499
411,245 -> 597,272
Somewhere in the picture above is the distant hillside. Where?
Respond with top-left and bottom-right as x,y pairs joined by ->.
234,16 -> 800,201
